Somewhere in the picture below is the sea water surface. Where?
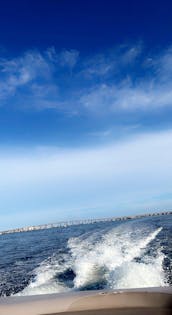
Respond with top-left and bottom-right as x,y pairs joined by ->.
0,214 -> 171,296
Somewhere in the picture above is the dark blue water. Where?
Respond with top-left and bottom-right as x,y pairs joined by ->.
0,214 -> 171,297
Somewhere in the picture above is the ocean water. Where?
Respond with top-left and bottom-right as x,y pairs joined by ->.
0,214 -> 171,297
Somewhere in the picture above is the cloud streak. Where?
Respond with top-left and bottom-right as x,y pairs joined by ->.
0,48 -> 79,109
0,129 -> 172,228
0,43 -> 172,115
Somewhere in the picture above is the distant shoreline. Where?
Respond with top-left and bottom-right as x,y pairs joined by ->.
0,211 -> 171,235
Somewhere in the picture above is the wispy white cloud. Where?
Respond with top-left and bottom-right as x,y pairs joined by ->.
0,50 -> 54,102
0,43 -> 172,113
79,80 -> 172,112
0,47 -> 79,107
58,49 -> 79,68
78,45 -> 172,112
148,46 -> 172,80
46,47 -> 79,68
81,43 -> 142,78
88,128 -> 112,137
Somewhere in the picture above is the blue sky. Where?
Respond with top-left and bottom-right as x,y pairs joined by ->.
0,0 -> 172,230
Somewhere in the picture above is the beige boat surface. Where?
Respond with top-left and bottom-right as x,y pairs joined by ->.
0,287 -> 171,315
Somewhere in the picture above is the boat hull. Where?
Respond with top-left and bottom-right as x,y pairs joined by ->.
0,287 -> 171,315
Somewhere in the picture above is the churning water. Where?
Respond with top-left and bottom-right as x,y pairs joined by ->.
0,214 -> 171,296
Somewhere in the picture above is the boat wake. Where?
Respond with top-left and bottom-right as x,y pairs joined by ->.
17,222 -> 166,296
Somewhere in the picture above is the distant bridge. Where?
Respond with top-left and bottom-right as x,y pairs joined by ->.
0,211 -> 171,235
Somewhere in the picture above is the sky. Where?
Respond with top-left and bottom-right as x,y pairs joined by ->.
0,0 -> 172,230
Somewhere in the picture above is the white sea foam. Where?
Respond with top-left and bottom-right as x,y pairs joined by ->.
18,222 -> 166,296
68,225 -> 165,289
16,255 -> 70,296
108,255 -> 165,289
